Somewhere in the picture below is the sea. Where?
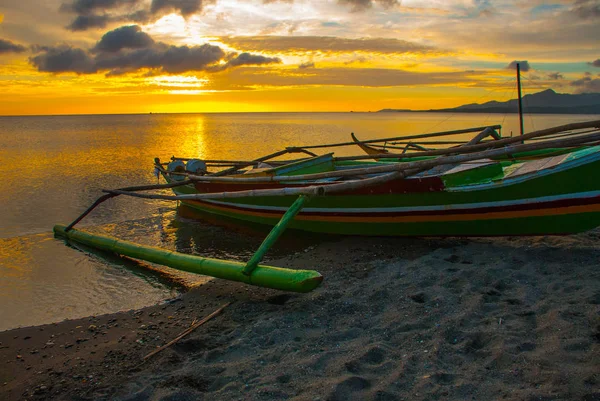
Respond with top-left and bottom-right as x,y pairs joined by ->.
0,112 -> 597,331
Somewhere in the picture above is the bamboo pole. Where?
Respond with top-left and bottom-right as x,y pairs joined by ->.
210,149 -> 294,177
210,148 -> 318,177
54,225 -> 323,293
371,140 -> 494,147
172,151 -> 317,164
337,120 -> 600,161
243,195 -> 310,276
290,125 -> 503,150
463,127 -> 501,146
527,128 -> 599,141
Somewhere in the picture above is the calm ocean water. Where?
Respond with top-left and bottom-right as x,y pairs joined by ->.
0,112 -> 597,331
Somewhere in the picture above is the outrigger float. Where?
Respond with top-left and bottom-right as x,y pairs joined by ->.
55,120 -> 600,293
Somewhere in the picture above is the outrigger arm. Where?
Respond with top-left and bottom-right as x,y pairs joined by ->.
54,187 -> 322,293
243,195 -> 309,276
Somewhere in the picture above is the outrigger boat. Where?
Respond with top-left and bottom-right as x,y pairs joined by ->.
54,120 -> 600,293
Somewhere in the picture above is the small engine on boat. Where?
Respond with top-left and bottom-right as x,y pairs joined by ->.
167,160 -> 186,181
186,159 -> 207,175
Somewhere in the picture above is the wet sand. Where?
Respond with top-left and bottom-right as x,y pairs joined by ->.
1,234 -> 599,401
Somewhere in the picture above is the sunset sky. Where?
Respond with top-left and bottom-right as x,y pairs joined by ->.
0,0 -> 599,115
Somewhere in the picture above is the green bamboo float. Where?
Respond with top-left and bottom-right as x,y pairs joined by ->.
54,224 -> 323,293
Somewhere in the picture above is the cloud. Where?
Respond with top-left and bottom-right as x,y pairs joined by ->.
219,36 -> 440,55
506,60 -> 531,72
0,38 -> 27,54
150,0 -> 214,18
547,72 -> 564,80
61,0 -> 144,30
207,52 -> 281,72
29,25 -> 281,76
570,0 -> 600,19
344,56 -> 368,65
67,14 -> 111,31
95,43 -> 226,74
61,0 -> 214,31
223,52 -> 281,68
61,0 -> 141,15
589,59 -> 600,67
205,66 -> 485,90
337,0 -> 399,12
298,61 -> 315,69
30,45 -> 97,73
93,25 -> 154,52
570,73 -> 600,93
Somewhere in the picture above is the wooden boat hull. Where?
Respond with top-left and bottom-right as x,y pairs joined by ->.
167,148 -> 600,236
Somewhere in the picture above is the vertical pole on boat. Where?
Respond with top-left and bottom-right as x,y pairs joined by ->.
242,195 -> 309,276
516,62 -> 525,142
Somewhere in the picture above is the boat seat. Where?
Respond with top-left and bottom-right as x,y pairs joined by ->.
415,159 -> 497,178
504,154 -> 569,179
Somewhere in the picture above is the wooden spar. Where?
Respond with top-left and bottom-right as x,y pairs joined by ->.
336,121 -> 600,161
211,148 -> 318,177
166,136 -> 600,187
527,128 -> 599,141
155,126 -> 600,186
290,125 -> 503,150
354,139 -> 497,151
172,157 -> 264,163
402,143 -> 429,153
373,140 -> 488,147
103,131 -> 600,202
207,149 -> 293,177
172,152 -> 317,164
463,127 -> 501,147
164,121 -> 599,183
65,179 -> 196,231
54,225 -> 323,293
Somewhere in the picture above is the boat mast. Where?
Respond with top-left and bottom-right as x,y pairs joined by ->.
516,62 -> 524,141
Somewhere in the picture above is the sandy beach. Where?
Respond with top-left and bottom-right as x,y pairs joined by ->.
1,233 -> 599,401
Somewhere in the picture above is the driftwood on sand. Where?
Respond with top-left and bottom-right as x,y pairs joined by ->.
143,302 -> 231,361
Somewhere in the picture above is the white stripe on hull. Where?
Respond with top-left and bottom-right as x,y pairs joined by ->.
188,190 -> 600,214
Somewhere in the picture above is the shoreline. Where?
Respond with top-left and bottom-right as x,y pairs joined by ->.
1,234 -> 599,400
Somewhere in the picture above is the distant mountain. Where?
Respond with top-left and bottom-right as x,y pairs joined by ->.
379,89 -> 600,114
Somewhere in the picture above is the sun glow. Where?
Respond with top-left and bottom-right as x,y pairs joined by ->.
150,75 -> 209,88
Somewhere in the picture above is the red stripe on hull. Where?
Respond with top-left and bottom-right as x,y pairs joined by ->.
194,176 -> 445,195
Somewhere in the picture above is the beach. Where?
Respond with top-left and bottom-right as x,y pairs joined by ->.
3,0 -> 600,397
2,232 -> 599,401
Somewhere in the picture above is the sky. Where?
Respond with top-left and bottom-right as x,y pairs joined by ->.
0,0 -> 599,115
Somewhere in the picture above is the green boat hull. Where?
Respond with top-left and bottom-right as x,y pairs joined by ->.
169,148 -> 600,236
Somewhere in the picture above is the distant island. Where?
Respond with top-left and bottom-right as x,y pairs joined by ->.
379,89 -> 600,114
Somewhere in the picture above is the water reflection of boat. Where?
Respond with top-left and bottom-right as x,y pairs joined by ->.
175,204 -> 329,259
